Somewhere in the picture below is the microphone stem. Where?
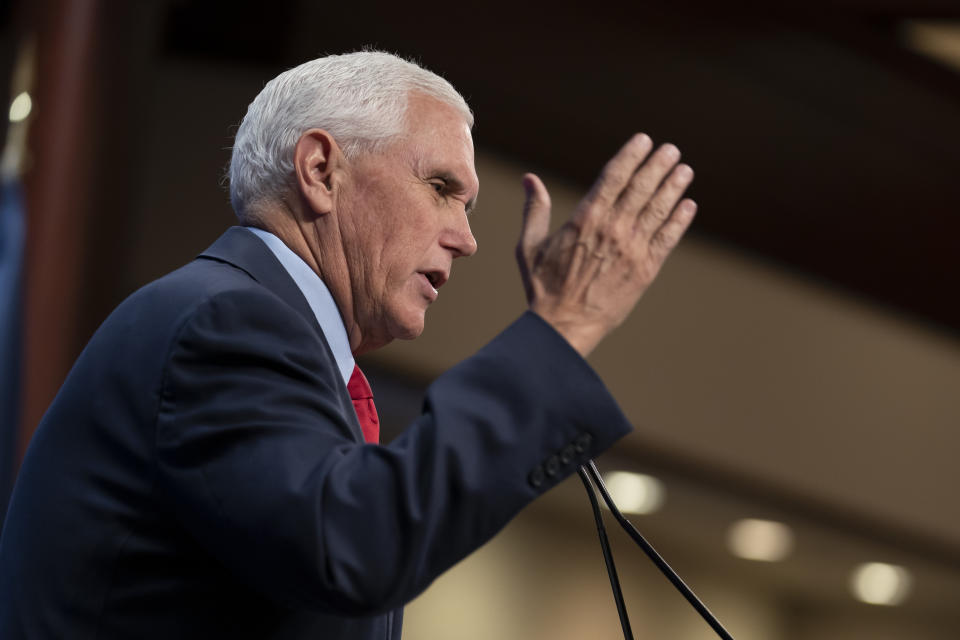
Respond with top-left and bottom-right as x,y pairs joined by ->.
578,466 -> 635,640
584,460 -> 735,640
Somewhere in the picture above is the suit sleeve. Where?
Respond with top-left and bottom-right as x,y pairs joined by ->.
155,288 -> 632,615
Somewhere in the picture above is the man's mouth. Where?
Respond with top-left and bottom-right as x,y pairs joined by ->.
418,270 -> 448,301
420,270 -> 447,290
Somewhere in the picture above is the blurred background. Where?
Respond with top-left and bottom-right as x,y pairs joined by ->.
1,0 -> 958,638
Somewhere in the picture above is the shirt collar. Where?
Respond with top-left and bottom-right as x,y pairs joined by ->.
244,226 -> 355,385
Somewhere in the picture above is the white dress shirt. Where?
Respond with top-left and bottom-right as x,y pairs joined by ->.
244,226 -> 354,385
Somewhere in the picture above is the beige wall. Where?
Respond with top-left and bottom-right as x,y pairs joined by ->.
403,476 -> 959,640
403,495 -> 789,640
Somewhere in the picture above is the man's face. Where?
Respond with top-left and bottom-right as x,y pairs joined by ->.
332,93 -> 479,353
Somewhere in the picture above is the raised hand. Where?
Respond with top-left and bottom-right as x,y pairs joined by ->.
516,134 -> 697,357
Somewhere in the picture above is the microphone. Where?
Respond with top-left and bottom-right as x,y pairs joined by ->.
579,460 -> 735,640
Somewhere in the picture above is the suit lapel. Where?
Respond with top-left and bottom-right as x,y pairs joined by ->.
198,226 -> 319,332
196,226 -> 365,443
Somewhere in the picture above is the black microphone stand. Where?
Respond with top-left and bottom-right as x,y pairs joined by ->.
579,460 -> 735,640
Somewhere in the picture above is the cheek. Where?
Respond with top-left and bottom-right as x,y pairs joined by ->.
384,215 -> 436,270
380,241 -> 420,288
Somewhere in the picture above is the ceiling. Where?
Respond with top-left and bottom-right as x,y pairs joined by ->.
156,0 -> 960,334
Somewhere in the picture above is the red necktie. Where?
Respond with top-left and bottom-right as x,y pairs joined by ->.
348,364 -> 379,444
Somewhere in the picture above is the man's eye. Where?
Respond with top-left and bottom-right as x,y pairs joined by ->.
430,180 -> 446,195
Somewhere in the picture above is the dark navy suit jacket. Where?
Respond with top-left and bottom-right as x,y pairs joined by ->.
0,227 -> 632,639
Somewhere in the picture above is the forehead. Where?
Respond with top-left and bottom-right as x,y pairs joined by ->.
396,93 -> 479,192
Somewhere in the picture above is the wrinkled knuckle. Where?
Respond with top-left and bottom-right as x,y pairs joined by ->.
601,165 -> 629,188
627,176 -> 655,203
651,228 -> 678,254
647,202 -> 668,222
601,156 -> 621,176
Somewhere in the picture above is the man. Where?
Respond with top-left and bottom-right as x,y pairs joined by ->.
0,52 -> 695,638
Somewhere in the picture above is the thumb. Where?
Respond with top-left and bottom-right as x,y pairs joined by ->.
519,173 -> 551,261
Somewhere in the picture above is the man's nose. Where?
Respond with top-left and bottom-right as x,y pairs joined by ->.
443,215 -> 478,258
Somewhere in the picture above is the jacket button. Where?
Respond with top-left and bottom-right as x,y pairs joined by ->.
574,432 -> 593,453
544,455 -> 560,477
559,444 -> 576,465
529,466 -> 545,488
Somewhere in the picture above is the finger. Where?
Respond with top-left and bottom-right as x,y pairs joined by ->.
579,133 -> 654,215
647,198 -> 697,264
614,143 -> 682,223
633,162 -> 694,239
518,173 -> 551,263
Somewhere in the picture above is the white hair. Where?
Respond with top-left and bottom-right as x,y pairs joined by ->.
228,51 -> 473,221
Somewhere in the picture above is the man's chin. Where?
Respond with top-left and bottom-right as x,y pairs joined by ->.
388,311 -> 426,342
395,323 -> 425,341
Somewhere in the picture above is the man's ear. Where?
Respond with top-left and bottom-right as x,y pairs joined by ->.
293,129 -> 343,218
